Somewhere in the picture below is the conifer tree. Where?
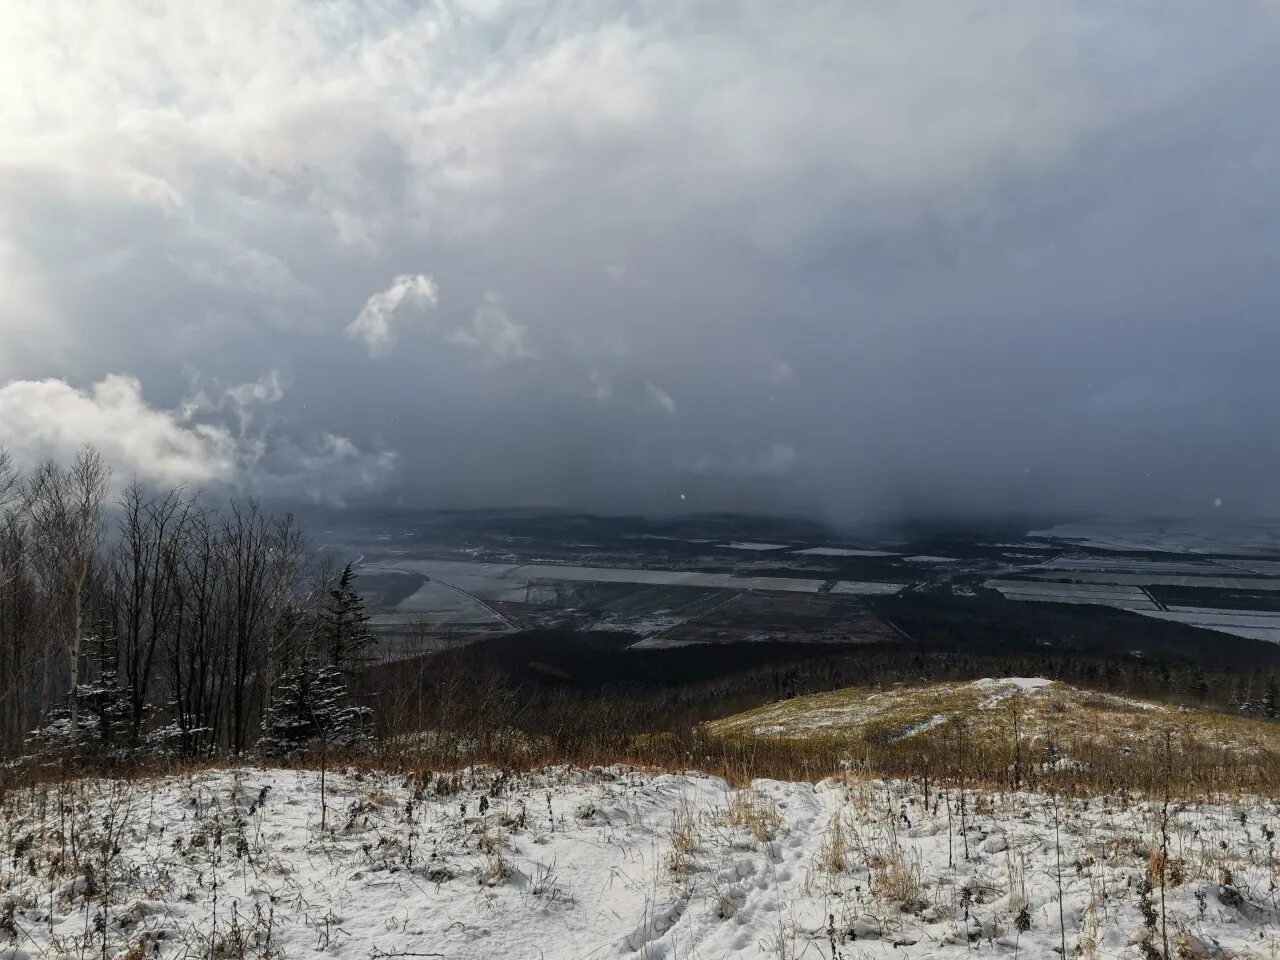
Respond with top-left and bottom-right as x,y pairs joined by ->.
28,617 -> 133,762
259,658 -> 371,755
259,570 -> 375,756
78,619 -> 133,751
319,563 -> 376,673
1263,675 -> 1280,720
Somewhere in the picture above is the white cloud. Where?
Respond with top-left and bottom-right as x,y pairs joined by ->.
347,274 -> 439,358
0,373 -> 395,501
0,375 -> 236,486
448,293 -> 533,364
644,381 -> 677,415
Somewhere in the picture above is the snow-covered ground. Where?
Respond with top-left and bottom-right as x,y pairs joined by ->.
3,767 -> 1278,959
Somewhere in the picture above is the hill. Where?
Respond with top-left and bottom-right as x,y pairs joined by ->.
708,678 -> 1280,794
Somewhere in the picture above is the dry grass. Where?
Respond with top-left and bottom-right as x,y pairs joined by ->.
6,678 -> 1278,808
871,845 -> 923,907
814,814 -> 849,875
478,849 -> 513,886
665,805 -> 699,877
724,788 -> 782,843
703,678 -> 1280,799
711,678 -> 1280,755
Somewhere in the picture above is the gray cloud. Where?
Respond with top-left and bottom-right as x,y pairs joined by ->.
3,2 -> 1280,519
448,294 -> 534,364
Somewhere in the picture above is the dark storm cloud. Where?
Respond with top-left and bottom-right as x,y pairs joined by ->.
2,1 -> 1280,519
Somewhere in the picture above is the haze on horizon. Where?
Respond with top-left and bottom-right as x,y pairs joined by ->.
3,2 -> 1280,524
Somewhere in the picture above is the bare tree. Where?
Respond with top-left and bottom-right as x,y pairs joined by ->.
111,481 -> 194,745
0,449 -> 22,590
168,506 -> 226,756
27,447 -> 109,725
0,446 -> 338,762
220,501 -> 304,753
0,449 -> 34,750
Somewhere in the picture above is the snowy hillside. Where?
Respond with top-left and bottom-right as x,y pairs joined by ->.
3,766 -> 1278,959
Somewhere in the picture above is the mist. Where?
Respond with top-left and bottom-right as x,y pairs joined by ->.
3,1 -> 1280,523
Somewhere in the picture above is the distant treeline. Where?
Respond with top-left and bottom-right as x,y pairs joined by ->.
364,626 -> 1280,748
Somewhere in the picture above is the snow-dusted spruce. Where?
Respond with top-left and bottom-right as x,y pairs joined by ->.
318,563 -> 377,675
259,564 -> 376,757
1,767 -> 1277,959
25,622 -> 139,765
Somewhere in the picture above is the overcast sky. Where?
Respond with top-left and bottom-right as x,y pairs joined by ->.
3,2 -> 1280,523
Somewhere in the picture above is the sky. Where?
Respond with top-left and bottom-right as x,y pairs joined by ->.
3,1 -> 1280,523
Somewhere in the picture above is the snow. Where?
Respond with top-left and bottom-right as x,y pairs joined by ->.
718,542 -> 789,551
3,767 -> 1278,960
827,580 -> 906,596
1237,559 -> 1280,575
971,677 -> 1054,691
1021,571 -> 1280,590
985,579 -> 1159,611
891,713 -> 947,741
985,580 -> 1150,601
1137,610 -> 1280,643
1027,520 -> 1280,556
374,560 -> 839,598
627,634 -> 693,649
590,615 -> 686,635
990,577 -> 1280,640
794,547 -> 898,557
971,677 -> 1054,708
1036,557 -> 1252,575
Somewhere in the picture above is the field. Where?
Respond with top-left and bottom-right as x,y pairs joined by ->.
309,511 -> 1280,658
983,580 -> 1158,611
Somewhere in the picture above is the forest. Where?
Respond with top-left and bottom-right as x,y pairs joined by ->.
0,446 -> 373,764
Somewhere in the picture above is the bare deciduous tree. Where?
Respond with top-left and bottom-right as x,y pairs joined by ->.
0,446 -> 350,763
27,447 -> 109,725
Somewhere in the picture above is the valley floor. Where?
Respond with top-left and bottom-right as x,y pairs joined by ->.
2,766 -> 1278,959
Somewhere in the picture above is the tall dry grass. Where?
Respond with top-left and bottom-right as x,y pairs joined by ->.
7,714 -> 1274,807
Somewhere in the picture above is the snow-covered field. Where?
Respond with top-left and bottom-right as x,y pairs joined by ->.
793,548 -> 898,558
3,766 -> 1278,959
986,579 -> 1280,643
1027,521 -> 1280,556
983,580 -> 1159,611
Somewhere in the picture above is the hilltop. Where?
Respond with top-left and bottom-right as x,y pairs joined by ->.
708,678 -> 1280,794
